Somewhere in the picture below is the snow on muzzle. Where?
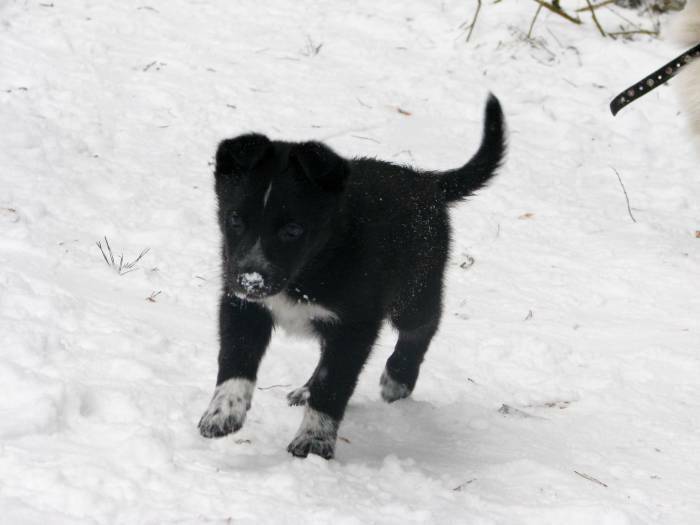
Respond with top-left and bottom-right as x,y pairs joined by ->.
237,271 -> 271,298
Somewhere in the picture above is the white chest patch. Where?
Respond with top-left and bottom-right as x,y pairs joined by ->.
261,293 -> 338,337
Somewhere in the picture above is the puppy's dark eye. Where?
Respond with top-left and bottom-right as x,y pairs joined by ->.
278,222 -> 304,241
228,212 -> 245,232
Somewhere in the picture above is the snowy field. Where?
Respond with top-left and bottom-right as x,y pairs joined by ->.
1,0 -> 699,523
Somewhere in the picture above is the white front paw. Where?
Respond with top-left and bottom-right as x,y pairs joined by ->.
198,378 -> 254,438
287,407 -> 338,459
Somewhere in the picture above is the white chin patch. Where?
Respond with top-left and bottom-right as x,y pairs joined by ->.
287,407 -> 339,459
198,378 -> 255,438
261,293 -> 338,337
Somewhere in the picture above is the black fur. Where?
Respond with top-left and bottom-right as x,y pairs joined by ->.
199,95 -> 506,459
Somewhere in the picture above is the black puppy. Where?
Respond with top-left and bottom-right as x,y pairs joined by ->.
199,95 -> 506,459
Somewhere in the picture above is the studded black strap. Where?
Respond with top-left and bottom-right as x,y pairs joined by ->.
610,43 -> 700,116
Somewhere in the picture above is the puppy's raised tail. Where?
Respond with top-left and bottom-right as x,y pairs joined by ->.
439,94 -> 506,203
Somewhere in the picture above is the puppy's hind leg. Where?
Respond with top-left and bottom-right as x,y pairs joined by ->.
287,383 -> 311,407
287,361 -> 319,407
381,321 -> 438,403
382,276 -> 443,403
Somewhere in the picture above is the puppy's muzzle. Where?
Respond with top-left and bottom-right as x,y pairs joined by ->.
236,271 -> 271,299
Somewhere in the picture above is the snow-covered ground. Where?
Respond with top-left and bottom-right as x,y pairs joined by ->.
1,1 -> 699,523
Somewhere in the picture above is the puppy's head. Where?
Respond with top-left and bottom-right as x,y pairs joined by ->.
214,133 -> 347,300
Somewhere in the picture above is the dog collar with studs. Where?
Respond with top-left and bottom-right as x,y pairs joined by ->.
610,42 -> 700,116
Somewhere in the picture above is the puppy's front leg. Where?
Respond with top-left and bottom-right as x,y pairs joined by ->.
198,295 -> 272,438
287,321 -> 379,459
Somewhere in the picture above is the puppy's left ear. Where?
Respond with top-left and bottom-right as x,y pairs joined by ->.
215,133 -> 272,177
290,142 -> 348,193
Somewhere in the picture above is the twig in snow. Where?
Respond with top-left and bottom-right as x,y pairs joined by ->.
586,0 -> 607,36
607,28 -> 659,39
524,309 -> 533,321
611,168 -> 637,223
351,135 -> 381,144
576,0 -> 615,12
96,237 -> 150,275
256,383 -> 292,391
528,3 -> 544,39
606,5 -> 639,27
464,0 -> 482,42
453,479 -> 477,491
146,291 -> 162,302
532,0 -> 582,25
574,470 -> 608,487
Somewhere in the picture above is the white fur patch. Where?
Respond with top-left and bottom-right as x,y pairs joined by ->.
297,407 -> 337,437
263,181 -> 272,206
198,378 -> 255,438
261,293 -> 337,337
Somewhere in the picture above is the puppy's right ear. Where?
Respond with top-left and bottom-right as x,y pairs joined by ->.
290,142 -> 348,193
215,134 -> 272,177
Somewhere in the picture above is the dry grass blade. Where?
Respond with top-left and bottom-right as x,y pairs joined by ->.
574,470 -> 608,487
528,3 -> 544,39
464,0 -> 482,42
119,247 -> 150,274
586,0 -> 607,36
96,236 -> 151,275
